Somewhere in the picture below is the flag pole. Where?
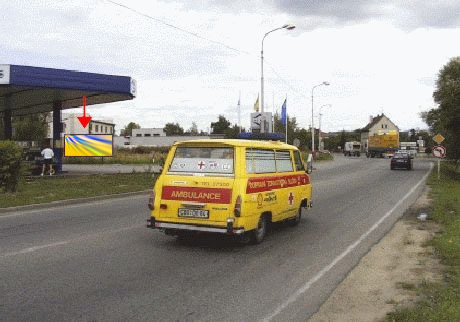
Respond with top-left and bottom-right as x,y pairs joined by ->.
238,91 -> 241,134
285,94 -> 288,143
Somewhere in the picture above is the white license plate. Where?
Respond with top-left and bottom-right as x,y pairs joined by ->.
178,208 -> 209,219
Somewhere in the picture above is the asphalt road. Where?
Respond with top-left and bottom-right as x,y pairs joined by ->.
0,155 -> 433,322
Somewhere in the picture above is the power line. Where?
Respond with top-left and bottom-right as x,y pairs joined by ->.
105,1 -> 307,102
105,0 -> 251,56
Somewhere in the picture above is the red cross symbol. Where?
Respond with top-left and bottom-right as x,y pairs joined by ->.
197,161 -> 205,169
288,192 -> 294,205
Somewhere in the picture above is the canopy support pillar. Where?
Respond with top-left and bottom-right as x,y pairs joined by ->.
3,95 -> 12,139
53,101 -> 62,173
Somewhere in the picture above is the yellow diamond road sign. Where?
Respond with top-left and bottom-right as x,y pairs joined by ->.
433,133 -> 445,144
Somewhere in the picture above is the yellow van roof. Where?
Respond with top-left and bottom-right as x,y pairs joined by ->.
173,139 -> 298,150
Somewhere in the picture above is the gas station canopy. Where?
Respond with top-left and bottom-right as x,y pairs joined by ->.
0,64 -> 136,117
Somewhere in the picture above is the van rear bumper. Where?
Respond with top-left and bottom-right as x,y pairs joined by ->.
147,218 -> 245,235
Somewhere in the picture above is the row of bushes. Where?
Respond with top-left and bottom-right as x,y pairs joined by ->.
0,140 -> 23,192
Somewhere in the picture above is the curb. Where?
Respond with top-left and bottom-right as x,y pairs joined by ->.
0,190 -> 150,215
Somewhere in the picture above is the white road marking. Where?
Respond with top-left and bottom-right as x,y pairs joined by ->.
1,225 -> 142,258
261,162 -> 433,322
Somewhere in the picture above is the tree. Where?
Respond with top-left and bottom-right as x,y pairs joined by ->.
224,124 -> 245,139
424,57 -> 460,161
273,112 -> 298,145
13,113 -> 49,142
122,122 -> 140,137
163,122 -> 184,136
0,119 -> 4,140
210,115 -> 230,134
188,122 -> 198,135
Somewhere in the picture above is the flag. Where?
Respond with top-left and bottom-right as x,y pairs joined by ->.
254,95 -> 259,112
281,99 -> 287,125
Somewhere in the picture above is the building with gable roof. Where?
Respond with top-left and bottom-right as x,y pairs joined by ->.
360,114 -> 399,152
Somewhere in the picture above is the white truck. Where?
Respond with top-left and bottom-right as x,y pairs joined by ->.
344,141 -> 361,157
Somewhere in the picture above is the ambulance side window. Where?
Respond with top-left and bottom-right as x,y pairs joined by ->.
246,149 -> 276,174
275,150 -> 294,172
294,151 -> 305,171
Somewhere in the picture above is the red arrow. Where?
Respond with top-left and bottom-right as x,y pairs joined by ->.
77,96 -> 92,128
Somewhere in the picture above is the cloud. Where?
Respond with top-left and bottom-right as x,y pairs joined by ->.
0,0 -> 234,80
173,0 -> 460,30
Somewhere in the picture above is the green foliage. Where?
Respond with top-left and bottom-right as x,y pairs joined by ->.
0,140 -> 23,192
0,119 -> 4,140
163,122 -> 184,136
322,130 -> 359,152
211,115 -> 231,134
13,113 -> 49,142
224,124 -> 245,139
423,57 -> 460,160
122,122 -> 140,137
273,112 -> 298,144
315,151 -> 334,161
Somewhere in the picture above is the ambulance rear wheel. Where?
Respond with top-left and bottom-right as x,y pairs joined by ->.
251,215 -> 267,244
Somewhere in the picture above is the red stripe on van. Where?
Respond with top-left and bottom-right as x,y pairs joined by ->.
246,174 -> 310,194
161,186 -> 232,204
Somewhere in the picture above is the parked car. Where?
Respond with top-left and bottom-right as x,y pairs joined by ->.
390,151 -> 413,170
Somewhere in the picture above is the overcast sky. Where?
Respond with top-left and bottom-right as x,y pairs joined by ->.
2,0 -> 460,133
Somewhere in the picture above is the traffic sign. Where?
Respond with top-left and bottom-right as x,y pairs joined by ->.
433,133 -> 445,144
433,145 -> 446,158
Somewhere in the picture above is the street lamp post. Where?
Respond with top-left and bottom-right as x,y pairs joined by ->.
311,81 -> 330,155
260,24 -> 295,133
318,104 -> 331,151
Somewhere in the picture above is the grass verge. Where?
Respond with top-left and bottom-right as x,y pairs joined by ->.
300,151 -> 334,163
0,173 -> 156,208
316,152 -> 334,161
383,161 -> 460,322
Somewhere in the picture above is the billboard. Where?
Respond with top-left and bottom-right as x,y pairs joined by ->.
64,134 -> 113,157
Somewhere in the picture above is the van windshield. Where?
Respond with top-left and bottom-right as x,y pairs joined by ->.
168,146 -> 234,175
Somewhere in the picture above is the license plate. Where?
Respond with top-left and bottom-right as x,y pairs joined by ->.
178,208 -> 209,219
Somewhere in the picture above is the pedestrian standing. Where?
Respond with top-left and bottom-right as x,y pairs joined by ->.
41,144 -> 54,176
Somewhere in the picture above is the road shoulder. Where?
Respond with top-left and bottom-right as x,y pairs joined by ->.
0,190 -> 149,215
309,187 -> 443,322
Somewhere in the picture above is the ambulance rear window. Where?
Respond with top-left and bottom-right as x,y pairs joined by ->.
168,147 -> 234,175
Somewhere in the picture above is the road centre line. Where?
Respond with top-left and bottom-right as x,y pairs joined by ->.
1,224 -> 142,258
261,162 -> 433,322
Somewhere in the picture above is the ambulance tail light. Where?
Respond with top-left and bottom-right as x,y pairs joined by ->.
234,195 -> 242,217
148,190 -> 155,210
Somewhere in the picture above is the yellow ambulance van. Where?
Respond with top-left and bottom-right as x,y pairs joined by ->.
146,139 -> 312,244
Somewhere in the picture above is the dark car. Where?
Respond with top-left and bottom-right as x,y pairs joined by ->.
390,152 -> 413,170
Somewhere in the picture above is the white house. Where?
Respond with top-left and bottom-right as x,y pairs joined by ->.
47,113 -> 115,138
360,114 -> 399,151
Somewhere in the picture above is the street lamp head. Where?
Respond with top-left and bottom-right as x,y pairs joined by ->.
283,24 -> 296,30
323,81 -> 330,86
